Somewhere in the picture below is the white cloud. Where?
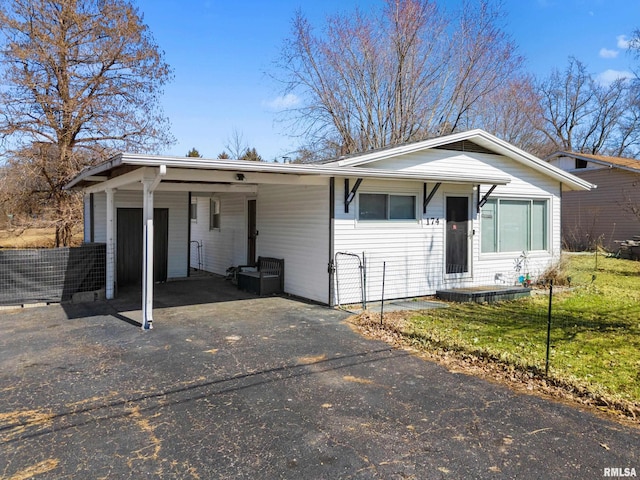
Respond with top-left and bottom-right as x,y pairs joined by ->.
262,94 -> 300,111
617,35 -> 630,49
595,69 -> 634,86
599,48 -> 619,59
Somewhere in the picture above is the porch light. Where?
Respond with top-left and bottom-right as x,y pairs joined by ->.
236,173 -> 245,181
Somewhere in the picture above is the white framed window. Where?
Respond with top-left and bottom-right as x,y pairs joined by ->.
358,193 -> 416,220
209,197 -> 220,230
481,198 -> 548,253
190,200 -> 197,223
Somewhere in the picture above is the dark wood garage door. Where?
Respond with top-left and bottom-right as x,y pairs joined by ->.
117,208 -> 169,287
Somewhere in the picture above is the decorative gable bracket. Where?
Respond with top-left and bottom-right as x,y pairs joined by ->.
423,183 -> 441,213
344,178 -> 363,213
477,184 -> 497,213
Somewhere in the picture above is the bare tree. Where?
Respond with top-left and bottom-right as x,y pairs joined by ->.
224,129 -> 249,159
536,58 -> 595,153
0,0 -> 173,246
536,57 -> 638,157
615,84 -> 640,157
442,0 -> 523,134
278,0 -> 522,157
471,75 -> 549,156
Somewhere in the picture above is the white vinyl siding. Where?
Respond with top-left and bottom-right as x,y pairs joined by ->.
334,178 -> 448,303
256,184 -> 330,304
190,184 -> 330,303
84,194 -> 92,243
190,193 -> 246,275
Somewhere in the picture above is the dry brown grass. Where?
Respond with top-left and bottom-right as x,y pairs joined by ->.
0,227 -> 83,249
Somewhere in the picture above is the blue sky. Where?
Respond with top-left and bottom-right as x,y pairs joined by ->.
135,0 -> 640,161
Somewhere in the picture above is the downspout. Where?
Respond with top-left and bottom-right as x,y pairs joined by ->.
141,165 -> 166,330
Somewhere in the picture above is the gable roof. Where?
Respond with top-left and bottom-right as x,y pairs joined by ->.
322,129 -> 592,191
546,151 -> 640,174
66,130 -> 593,192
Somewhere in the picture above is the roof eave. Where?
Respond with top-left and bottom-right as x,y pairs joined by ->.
65,152 -> 513,191
64,153 -> 124,190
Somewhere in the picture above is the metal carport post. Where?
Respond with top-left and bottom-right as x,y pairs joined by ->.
141,165 -> 166,330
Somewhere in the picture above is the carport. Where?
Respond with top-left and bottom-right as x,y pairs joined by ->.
66,154 -> 330,329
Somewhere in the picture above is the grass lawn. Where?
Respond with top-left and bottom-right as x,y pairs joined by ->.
395,253 -> 640,409
0,227 -> 83,248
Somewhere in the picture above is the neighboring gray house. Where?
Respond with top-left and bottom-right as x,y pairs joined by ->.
67,130 -> 592,326
546,151 -> 640,250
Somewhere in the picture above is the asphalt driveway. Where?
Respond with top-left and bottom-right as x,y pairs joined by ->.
1,281 -> 638,479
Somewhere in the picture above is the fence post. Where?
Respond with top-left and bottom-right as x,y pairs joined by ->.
380,261 -> 386,325
545,280 -> 553,376
361,251 -> 367,310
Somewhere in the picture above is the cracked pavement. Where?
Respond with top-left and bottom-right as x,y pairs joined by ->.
0,279 -> 638,479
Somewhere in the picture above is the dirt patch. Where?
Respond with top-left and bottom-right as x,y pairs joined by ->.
349,311 -> 640,428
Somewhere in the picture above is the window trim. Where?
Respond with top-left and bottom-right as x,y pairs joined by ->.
480,197 -> 550,254
357,192 -> 418,221
190,199 -> 197,223
209,197 -> 221,230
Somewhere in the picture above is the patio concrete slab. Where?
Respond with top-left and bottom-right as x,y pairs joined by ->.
0,280 -> 638,479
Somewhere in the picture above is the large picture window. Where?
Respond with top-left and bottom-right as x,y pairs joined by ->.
481,198 -> 548,253
359,193 -> 416,220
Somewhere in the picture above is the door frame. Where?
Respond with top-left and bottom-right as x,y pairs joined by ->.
116,207 -> 169,288
443,194 -> 473,281
246,197 -> 257,266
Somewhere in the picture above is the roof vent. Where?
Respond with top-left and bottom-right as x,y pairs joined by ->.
433,140 -> 497,155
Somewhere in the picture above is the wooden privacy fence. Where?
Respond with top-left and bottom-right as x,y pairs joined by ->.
0,243 -> 106,306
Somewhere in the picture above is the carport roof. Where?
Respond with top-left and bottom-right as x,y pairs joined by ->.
65,151 -> 512,191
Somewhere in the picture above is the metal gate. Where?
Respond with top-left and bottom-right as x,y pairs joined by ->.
334,252 -> 366,310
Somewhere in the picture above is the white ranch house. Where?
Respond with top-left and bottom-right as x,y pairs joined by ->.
66,129 -> 592,327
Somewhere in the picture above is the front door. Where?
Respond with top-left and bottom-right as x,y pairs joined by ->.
117,208 -> 169,287
445,196 -> 470,275
247,199 -> 257,266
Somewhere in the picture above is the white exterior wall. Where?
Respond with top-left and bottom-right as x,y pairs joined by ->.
93,192 -> 107,243
189,184 -> 331,303
334,150 -> 562,303
190,193 -> 247,274
547,155 -> 600,171
83,194 -> 92,243
334,178 -> 447,304
255,184 -> 330,304
92,190 -> 189,279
